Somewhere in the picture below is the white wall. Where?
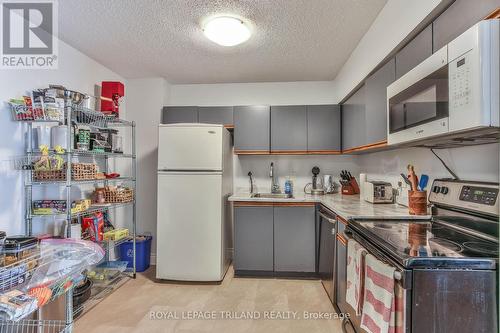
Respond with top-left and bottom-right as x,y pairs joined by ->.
168,81 -> 337,106
358,144 -> 500,187
0,40 -> 126,236
126,78 -> 170,254
333,0 -> 443,102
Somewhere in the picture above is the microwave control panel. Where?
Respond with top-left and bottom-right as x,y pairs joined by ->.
449,52 -> 472,111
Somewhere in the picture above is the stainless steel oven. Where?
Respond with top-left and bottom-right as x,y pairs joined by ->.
338,226 -> 411,333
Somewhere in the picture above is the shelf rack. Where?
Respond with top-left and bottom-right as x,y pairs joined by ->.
10,99 -> 137,333
0,239 -> 104,332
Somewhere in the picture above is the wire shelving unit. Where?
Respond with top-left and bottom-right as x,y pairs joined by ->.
5,98 -> 137,332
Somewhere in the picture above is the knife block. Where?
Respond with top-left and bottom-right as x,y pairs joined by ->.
341,178 -> 360,195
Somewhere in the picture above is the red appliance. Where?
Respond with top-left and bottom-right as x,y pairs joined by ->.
101,81 -> 124,116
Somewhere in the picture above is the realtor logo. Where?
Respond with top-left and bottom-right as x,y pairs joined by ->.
1,0 -> 58,69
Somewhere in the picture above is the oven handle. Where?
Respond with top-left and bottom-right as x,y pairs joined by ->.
343,229 -> 404,281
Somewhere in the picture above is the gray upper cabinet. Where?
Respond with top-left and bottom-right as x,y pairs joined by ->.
198,106 -> 234,126
365,59 -> 396,144
342,85 -> 366,151
307,105 -> 341,152
234,206 -> 274,272
234,105 -> 270,153
273,206 -> 316,273
433,0 -> 499,51
395,25 -> 432,79
161,106 -> 198,124
271,105 -> 307,152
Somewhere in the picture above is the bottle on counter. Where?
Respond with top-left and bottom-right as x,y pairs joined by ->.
284,176 -> 294,195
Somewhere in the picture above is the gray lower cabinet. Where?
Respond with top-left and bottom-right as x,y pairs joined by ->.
161,106 -> 198,124
395,25 -> 432,79
433,0 -> 499,51
198,106 -> 234,126
234,206 -> 274,271
307,105 -> 341,152
274,206 -> 316,272
365,59 -> 396,144
270,105 -> 307,152
342,85 -> 366,151
234,105 -> 270,153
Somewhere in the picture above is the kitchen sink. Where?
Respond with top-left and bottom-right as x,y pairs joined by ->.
251,193 -> 294,199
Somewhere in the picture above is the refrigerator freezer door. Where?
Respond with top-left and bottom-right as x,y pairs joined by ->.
158,124 -> 223,171
156,172 -> 224,281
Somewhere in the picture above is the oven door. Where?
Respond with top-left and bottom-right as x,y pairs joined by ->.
338,227 -> 412,333
387,46 -> 449,145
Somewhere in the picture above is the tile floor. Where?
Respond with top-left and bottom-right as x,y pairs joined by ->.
75,266 -> 343,333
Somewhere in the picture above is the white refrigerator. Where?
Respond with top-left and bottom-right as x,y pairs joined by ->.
156,123 -> 233,281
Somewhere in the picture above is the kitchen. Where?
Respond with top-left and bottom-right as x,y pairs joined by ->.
0,0 -> 499,332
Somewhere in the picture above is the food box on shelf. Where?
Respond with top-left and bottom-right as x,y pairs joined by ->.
87,261 -> 128,282
102,228 -> 129,241
32,200 -> 66,215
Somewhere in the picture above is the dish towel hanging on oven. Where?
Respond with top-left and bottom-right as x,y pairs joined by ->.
360,253 -> 397,333
346,239 -> 367,316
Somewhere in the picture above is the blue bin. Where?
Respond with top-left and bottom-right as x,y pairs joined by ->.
119,236 -> 152,272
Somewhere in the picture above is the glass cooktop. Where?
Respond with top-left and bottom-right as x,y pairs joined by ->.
348,219 -> 499,269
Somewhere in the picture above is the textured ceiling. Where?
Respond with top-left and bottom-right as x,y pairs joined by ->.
59,0 -> 387,84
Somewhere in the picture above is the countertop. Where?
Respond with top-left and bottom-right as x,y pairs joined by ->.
229,192 -> 430,220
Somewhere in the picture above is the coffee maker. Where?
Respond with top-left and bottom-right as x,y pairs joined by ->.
304,166 -> 325,195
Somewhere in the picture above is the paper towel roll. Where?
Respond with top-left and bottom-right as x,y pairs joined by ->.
359,173 -> 367,198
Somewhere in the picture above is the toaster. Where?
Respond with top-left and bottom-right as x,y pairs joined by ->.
363,181 -> 393,204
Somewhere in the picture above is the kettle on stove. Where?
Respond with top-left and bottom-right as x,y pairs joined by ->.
304,166 -> 325,195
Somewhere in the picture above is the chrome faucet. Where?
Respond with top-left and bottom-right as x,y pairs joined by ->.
270,162 -> 281,193
247,171 -> 254,194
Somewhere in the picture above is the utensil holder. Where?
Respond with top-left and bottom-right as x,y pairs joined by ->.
408,190 -> 428,215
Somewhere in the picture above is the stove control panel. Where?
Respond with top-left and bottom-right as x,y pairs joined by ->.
459,186 -> 498,206
429,179 -> 499,216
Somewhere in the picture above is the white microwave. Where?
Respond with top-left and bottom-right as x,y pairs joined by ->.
387,19 -> 499,146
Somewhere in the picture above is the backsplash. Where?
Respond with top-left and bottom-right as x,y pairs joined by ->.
233,143 -> 499,196
233,154 -> 360,194
357,143 -> 500,188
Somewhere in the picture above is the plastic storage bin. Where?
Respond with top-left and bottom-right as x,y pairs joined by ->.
119,236 -> 152,272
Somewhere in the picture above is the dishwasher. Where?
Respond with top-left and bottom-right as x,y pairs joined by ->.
317,206 -> 337,305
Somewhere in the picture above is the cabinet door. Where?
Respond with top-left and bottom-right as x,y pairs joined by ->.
234,206 -> 274,271
274,206 -> 315,272
365,59 -> 396,144
342,85 -> 366,151
162,106 -> 198,124
433,0 -> 500,51
234,105 -> 270,153
198,106 -> 234,126
271,105 -> 307,152
307,105 -> 341,153
395,25 -> 432,79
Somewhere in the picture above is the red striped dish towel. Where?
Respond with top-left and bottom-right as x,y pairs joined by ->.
360,253 -> 396,333
346,239 -> 367,316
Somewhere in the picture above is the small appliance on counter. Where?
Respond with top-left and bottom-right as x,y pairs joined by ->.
339,170 -> 359,195
323,174 -> 337,194
304,166 -> 325,195
362,181 -> 393,203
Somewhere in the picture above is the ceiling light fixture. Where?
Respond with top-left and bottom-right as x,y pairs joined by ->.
202,16 -> 251,46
